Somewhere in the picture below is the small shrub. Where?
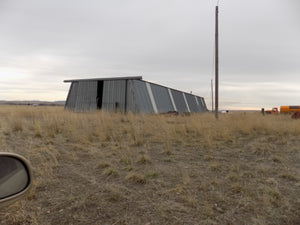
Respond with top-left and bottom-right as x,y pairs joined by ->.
97,162 -> 113,169
279,173 -> 298,182
103,167 -> 119,177
138,154 -> 152,164
12,120 -> 23,132
125,172 -> 147,184
146,171 -> 160,179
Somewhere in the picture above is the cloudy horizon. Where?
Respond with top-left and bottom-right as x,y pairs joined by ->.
0,0 -> 299,110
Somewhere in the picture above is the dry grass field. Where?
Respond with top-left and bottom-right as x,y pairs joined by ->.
0,105 -> 299,225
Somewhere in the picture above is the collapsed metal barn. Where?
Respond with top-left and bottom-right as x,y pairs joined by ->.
64,76 -> 208,114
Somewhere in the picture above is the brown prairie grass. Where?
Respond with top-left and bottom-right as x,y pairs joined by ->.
0,105 -> 299,225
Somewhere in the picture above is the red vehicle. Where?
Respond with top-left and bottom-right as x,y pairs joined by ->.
264,107 -> 279,114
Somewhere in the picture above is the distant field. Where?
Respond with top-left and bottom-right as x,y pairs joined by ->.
0,105 -> 299,225
0,101 -> 65,106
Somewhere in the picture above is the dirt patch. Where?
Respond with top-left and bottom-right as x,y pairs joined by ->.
0,106 -> 299,224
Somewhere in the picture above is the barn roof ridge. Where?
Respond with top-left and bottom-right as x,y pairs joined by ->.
64,76 -> 142,82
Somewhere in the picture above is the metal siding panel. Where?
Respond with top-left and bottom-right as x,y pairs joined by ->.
200,97 -> 208,111
146,83 -> 158,113
75,81 -> 97,112
65,82 -> 78,110
130,80 -> 154,113
149,83 -> 174,113
171,90 -> 188,113
185,93 -> 198,112
194,96 -> 201,112
196,97 -> 207,112
183,93 -> 191,112
102,80 -> 126,112
196,97 -> 203,112
126,80 -> 138,113
168,88 -> 177,111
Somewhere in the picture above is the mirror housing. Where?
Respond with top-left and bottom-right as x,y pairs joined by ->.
0,152 -> 32,207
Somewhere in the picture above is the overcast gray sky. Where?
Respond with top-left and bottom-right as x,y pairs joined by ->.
0,0 -> 299,110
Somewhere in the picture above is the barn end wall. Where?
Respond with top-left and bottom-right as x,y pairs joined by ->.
65,81 -> 97,112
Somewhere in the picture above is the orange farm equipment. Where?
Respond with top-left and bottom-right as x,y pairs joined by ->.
280,106 -> 300,119
280,106 -> 300,114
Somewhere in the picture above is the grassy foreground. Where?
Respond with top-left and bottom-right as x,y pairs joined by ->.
0,105 -> 299,225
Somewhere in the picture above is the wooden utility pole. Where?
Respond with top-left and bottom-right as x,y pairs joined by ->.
211,79 -> 214,112
215,5 -> 219,119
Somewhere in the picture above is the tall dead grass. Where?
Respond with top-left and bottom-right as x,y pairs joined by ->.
2,106 -> 299,149
0,105 -> 299,224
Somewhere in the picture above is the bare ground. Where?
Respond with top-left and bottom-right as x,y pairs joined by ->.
0,106 -> 299,225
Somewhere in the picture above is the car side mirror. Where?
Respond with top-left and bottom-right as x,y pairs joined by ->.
0,152 -> 32,207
